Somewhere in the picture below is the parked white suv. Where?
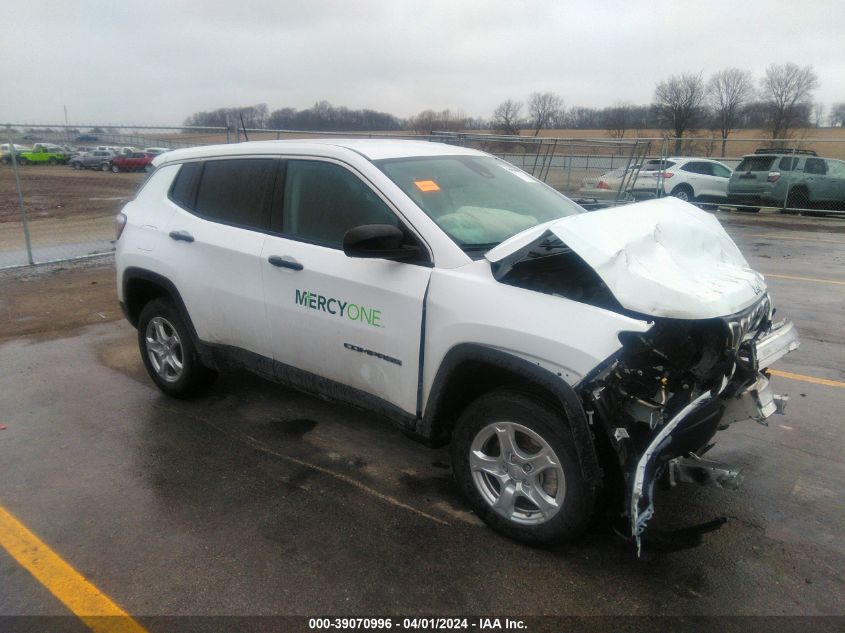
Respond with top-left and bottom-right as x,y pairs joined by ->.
115,139 -> 799,551
631,157 -> 734,205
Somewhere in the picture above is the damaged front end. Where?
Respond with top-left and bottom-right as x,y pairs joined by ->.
486,199 -> 800,553
583,297 -> 799,553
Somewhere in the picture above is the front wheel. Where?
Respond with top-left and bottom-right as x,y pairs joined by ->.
111,164 -> 121,173
100,162 -> 111,172
137,299 -> 216,398
450,390 -> 595,545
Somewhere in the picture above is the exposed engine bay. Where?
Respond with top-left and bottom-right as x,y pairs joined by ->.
492,229 -> 800,553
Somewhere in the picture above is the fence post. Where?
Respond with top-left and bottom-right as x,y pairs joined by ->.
7,129 -> 34,265
782,145 -> 797,212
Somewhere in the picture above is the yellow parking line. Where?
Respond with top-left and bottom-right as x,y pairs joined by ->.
764,273 -> 845,286
0,505 -> 147,633
750,233 -> 845,245
770,369 -> 845,389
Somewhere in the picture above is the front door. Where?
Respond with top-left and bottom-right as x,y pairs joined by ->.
261,159 -> 431,415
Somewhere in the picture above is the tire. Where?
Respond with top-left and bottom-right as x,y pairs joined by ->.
111,164 -> 121,173
71,161 -> 82,170
19,157 -> 28,165
144,163 -> 154,173
450,389 -> 595,546
48,158 -> 58,165
670,184 -> 694,203
786,188 -> 810,214
137,299 -> 216,398
101,162 -> 111,172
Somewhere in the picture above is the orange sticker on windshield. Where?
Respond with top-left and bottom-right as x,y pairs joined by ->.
414,180 -> 441,192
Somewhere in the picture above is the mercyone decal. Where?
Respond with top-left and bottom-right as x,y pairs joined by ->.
343,343 -> 402,366
295,289 -> 384,328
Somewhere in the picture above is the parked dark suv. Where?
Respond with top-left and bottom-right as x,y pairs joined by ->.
728,148 -> 845,215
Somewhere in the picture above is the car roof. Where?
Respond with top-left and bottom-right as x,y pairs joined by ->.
154,138 -> 487,166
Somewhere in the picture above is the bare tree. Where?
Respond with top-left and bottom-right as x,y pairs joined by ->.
759,63 -> 819,140
604,102 -> 632,138
707,68 -> 754,156
527,92 -> 563,136
492,99 -> 523,135
812,102 -> 825,128
653,73 -> 706,153
408,109 -> 466,135
831,102 -> 845,127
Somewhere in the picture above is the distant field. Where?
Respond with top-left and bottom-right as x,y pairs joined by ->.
156,127 -> 845,160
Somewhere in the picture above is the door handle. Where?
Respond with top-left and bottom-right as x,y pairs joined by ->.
169,230 -> 194,243
268,255 -> 303,271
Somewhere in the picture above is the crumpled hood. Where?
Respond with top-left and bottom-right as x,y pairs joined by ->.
485,197 -> 766,319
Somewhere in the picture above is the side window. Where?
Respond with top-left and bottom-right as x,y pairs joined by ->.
169,162 -> 202,210
712,164 -> 732,178
193,159 -> 276,230
827,160 -> 845,178
281,160 -> 398,248
779,156 -> 799,171
804,158 -> 827,175
681,162 -> 710,175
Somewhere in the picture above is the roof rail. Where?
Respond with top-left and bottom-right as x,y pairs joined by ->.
753,147 -> 817,156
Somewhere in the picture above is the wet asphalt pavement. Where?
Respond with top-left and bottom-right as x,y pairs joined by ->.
0,213 -> 843,621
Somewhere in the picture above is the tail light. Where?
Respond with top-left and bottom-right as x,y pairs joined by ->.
659,171 -> 674,179
115,213 -> 127,241
767,171 -> 781,183
597,180 -> 610,189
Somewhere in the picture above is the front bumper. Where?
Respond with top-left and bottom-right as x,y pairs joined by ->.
629,320 -> 800,553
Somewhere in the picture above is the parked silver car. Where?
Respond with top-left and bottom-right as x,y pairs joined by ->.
69,150 -> 116,171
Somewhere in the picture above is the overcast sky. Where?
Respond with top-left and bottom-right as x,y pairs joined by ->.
4,1 -> 844,126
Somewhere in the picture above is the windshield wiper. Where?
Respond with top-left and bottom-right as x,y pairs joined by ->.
459,242 -> 500,254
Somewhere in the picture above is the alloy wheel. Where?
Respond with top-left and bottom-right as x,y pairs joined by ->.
144,316 -> 184,383
469,421 -> 566,525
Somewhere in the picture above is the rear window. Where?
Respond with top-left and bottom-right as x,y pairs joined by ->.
736,156 -> 776,172
642,159 -> 676,171
169,162 -> 202,209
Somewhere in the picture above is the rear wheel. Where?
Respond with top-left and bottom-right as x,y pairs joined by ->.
786,187 -> 810,213
137,299 -> 216,398
100,162 -> 110,172
111,164 -> 120,173
144,163 -> 154,173
670,184 -> 694,203
451,389 -> 594,545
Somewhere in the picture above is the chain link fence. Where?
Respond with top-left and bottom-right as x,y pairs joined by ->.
2,123 -> 844,269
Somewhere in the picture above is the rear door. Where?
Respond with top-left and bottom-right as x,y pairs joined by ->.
260,158 -> 432,415
162,158 -> 277,357
810,159 -> 845,205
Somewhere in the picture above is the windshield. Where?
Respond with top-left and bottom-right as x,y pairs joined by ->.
376,155 -> 583,250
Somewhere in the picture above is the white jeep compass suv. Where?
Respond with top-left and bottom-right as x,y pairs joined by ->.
115,139 -> 799,551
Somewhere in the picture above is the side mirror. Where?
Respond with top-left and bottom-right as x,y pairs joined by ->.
343,224 -> 421,261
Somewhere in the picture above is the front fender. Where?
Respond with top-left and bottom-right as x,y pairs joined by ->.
421,343 -> 603,484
